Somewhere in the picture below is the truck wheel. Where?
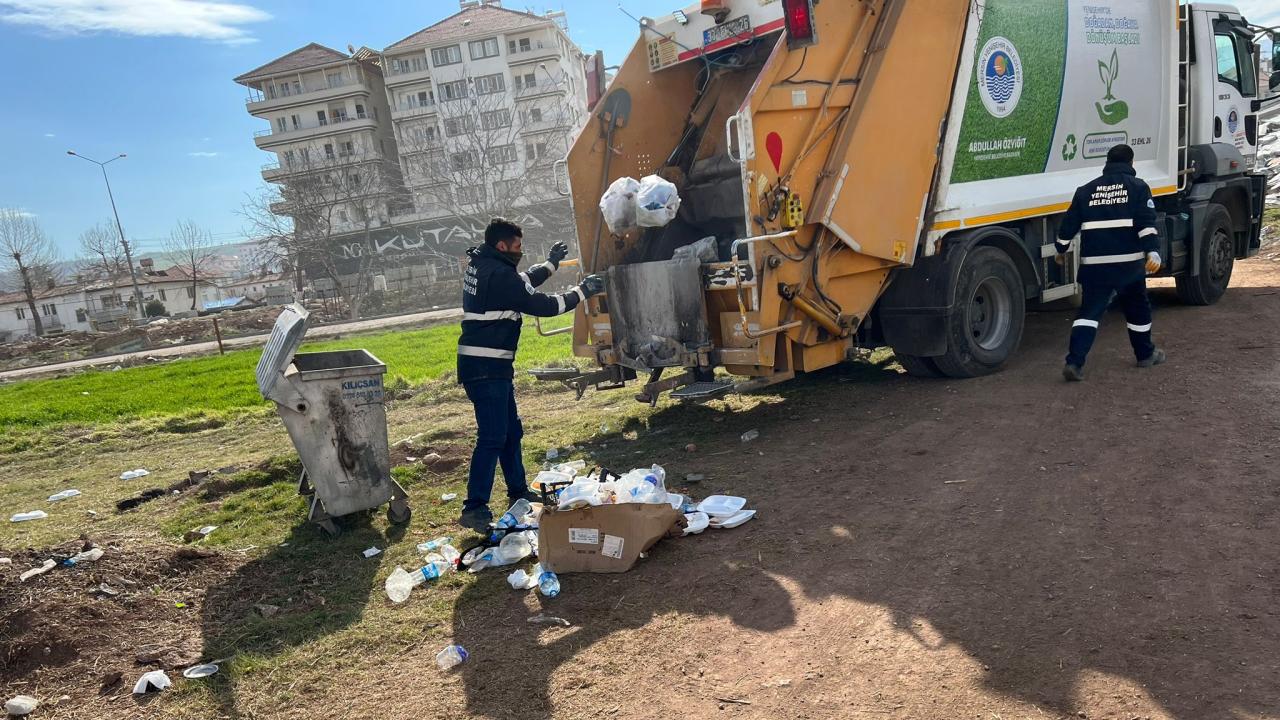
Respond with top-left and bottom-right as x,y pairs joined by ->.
894,353 -> 944,378
1175,203 -> 1234,306
934,246 -> 1025,378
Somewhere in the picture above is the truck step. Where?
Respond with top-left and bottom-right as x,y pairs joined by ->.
528,367 -> 582,381
671,380 -> 736,401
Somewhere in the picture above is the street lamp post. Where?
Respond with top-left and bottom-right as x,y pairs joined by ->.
67,151 -> 146,320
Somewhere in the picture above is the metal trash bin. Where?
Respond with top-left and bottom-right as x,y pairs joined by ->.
255,304 -> 410,535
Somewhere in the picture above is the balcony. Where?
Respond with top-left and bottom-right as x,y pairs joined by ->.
383,63 -> 432,87
254,111 -> 379,148
514,82 -> 565,100
245,76 -> 370,113
507,45 -> 560,66
261,151 -> 386,181
390,100 -> 438,121
519,118 -> 573,135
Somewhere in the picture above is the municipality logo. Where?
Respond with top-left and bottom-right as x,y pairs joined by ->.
978,37 -> 1023,118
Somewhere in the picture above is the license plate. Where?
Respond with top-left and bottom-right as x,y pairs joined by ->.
703,15 -> 751,46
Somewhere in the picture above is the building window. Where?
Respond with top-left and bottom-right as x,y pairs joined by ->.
40,303 -> 55,316
515,72 -> 537,90
444,116 -> 476,137
338,210 -> 349,222
469,37 -> 500,60
325,71 -> 344,88
159,289 -> 167,301
481,109 -> 512,129
75,308 -> 87,323
342,141 -> 355,156
523,107 -> 543,124
325,143 -> 335,159
474,73 -> 506,95
186,286 -> 195,299
508,37 -> 534,54
101,294 -> 119,309
525,142 -> 549,161
431,45 -> 462,67
438,79 -> 468,101
290,114 -> 301,129
14,307 -> 25,320
458,185 -> 485,205
316,110 -> 328,126
275,117 -> 287,132
450,150 -> 479,171
486,144 -> 517,164
493,179 -> 519,198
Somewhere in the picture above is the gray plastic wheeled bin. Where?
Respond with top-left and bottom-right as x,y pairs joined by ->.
255,304 -> 410,535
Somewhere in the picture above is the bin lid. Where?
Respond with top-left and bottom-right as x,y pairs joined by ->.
255,304 -> 310,400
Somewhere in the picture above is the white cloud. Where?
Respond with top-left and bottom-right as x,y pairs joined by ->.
1235,1 -> 1280,27
43,132 -> 55,137
187,151 -> 218,157
0,0 -> 270,43
0,208 -> 36,218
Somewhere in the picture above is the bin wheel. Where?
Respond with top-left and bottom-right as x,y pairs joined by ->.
387,500 -> 412,525
317,518 -> 340,537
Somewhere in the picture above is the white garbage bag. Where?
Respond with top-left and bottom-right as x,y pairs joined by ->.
636,175 -> 681,227
599,176 -> 640,234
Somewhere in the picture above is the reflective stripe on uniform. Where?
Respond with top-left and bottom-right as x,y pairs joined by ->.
457,345 -> 516,359
1127,322 -> 1152,333
462,310 -> 522,322
573,287 -> 585,304
1073,319 -> 1100,329
554,293 -> 565,314
1138,227 -> 1158,238
1081,219 -> 1134,230
1080,252 -> 1145,265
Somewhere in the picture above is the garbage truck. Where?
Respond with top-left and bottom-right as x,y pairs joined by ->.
537,0 -> 1276,401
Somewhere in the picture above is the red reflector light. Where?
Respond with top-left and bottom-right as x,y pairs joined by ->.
782,0 -> 817,48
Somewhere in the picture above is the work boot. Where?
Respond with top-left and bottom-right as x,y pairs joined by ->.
1062,364 -> 1085,382
457,507 -> 493,532
1137,348 -> 1167,368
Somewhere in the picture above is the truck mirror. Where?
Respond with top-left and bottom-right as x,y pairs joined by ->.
1271,70 -> 1280,91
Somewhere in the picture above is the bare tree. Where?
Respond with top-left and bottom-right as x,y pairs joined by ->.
0,210 -> 59,337
163,220 -> 219,311
243,146 -> 404,319
77,220 -> 127,280
396,66 -> 583,260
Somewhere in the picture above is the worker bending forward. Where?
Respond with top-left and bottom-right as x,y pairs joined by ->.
456,218 -> 605,530
1055,144 -> 1166,381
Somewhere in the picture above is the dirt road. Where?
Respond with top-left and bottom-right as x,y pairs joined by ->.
404,258 -> 1279,720
0,307 -> 461,382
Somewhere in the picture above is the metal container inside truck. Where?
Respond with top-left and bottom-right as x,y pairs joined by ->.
545,0 -> 1270,401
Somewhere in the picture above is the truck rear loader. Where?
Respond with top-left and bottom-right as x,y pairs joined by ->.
542,0 -> 1275,401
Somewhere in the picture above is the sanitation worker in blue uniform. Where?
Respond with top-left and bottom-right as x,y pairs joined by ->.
456,218 -> 605,530
1055,144 -> 1167,381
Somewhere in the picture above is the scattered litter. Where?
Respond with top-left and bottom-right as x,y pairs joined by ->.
47,489 -> 82,502
436,644 -> 469,671
684,473 -> 705,484
527,614 -> 571,627
697,495 -> 747,518
599,176 -> 641,233
546,448 -> 560,460
254,603 -> 280,618
20,560 -> 56,582
183,525 -> 218,542
119,468 -> 150,480
10,510 -> 48,523
132,670 -> 171,694
0,557 -> 11,564
361,546 -> 382,559
682,512 -> 710,535
440,492 -> 457,502
709,509 -> 756,529
507,564 -> 541,590
684,443 -> 697,452
63,547 -> 104,566
94,583 -> 120,597
182,664 -> 219,679
741,429 -> 759,442
538,568 -> 561,597
405,456 -> 417,463
4,695 -> 37,716
718,697 -> 752,706
943,479 -> 968,485
417,536 -> 452,554
87,510 -> 98,516
385,556 -> 455,603
635,174 -> 681,227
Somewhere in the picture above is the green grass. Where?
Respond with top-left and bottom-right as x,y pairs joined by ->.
0,315 -> 575,433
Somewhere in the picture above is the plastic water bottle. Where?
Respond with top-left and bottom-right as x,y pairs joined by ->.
62,548 -> 104,566
416,536 -> 452,554
538,569 -> 560,598
384,561 -> 451,603
497,498 -> 532,528
435,644 -> 468,671
439,544 -> 461,567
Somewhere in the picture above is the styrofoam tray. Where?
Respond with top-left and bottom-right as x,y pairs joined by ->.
682,511 -> 710,535
709,509 -> 756,529
696,495 -> 746,518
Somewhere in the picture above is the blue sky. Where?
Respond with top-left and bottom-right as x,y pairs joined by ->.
0,0 -> 672,257
2,0 -> 1277,259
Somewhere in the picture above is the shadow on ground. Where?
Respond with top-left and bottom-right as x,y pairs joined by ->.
452,283 -> 1280,719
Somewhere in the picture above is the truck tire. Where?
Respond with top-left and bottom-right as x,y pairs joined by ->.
1175,203 -> 1234,306
894,353 -> 945,378
933,246 -> 1026,378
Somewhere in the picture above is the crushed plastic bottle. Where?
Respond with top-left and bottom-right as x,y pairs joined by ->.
63,547 -> 104,566
439,544 -> 461,567
9,511 -> 48,523
538,568 -> 561,598
417,536 -> 453,554
19,560 -> 56,582
384,561 -> 452,603
495,531 -> 533,564
496,498 -> 533,528
435,644 -> 469,671
741,429 -> 760,442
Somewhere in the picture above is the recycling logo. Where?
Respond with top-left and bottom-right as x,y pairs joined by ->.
1062,134 -> 1078,162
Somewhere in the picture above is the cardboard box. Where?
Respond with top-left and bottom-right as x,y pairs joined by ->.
537,503 -> 682,574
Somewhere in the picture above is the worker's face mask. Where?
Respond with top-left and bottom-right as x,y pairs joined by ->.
498,238 -> 523,265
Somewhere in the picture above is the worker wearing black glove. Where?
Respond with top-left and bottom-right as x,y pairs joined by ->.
455,219 -> 603,531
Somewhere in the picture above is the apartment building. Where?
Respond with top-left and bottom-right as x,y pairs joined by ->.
380,1 -> 589,222
235,43 -> 407,235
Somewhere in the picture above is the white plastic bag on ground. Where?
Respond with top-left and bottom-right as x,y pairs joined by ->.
600,176 -> 640,234
636,175 -> 681,227
133,670 -> 171,694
